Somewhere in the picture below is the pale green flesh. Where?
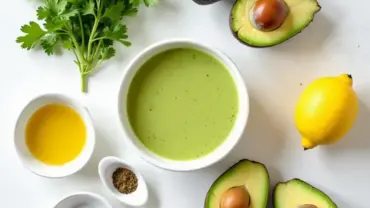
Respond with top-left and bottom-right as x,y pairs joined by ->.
274,179 -> 338,208
127,48 -> 238,160
205,160 -> 269,208
231,0 -> 321,47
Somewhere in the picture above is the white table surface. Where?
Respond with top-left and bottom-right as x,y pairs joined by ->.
1,0 -> 369,207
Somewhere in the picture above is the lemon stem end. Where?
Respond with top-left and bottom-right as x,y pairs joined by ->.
301,137 -> 317,150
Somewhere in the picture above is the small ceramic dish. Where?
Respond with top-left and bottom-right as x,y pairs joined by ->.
117,39 -> 249,171
98,156 -> 148,207
14,93 -> 95,178
53,192 -> 112,208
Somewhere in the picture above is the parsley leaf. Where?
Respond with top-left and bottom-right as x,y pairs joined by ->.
99,46 -> 115,60
59,8 -> 79,19
41,33 -> 59,55
17,0 -> 157,92
63,39 -> 74,50
102,2 -> 124,21
37,6 -> 49,20
82,0 -> 96,16
44,18 -> 68,31
55,0 -> 68,14
101,24 -> 130,46
67,0 -> 85,5
16,22 -> 46,50
144,0 -> 158,7
42,0 -> 68,18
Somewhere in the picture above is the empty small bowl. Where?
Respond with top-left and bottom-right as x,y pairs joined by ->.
53,192 -> 112,208
98,156 -> 148,207
13,93 -> 96,178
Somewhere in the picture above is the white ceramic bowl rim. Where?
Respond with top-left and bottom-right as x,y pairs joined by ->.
13,93 -> 96,178
117,39 -> 249,171
53,191 -> 112,208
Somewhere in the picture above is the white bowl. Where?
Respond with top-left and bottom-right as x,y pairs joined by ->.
14,93 -> 96,178
98,156 -> 148,207
53,192 -> 112,208
117,39 -> 249,171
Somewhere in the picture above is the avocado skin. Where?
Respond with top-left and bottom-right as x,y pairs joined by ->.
204,159 -> 270,208
273,178 -> 338,208
229,0 -> 322,48
192,0 -> 221,5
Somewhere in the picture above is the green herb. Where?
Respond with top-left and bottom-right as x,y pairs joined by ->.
16,0 -> 157,92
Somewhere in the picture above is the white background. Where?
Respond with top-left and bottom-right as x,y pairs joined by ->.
1,0 -> 369,207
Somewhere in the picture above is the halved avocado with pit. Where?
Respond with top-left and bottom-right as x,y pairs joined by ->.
204,159 -> 269,208
273,178 -> 338,208
230,0 -> 321,47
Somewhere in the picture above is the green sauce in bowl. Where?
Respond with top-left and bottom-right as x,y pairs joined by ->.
127,48 -> 238,161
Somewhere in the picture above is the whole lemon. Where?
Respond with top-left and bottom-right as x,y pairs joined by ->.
294,74 -> 359,150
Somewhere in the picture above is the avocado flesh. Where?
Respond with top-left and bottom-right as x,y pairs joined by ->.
204,160 -> 269,208
231,0 -> 321,47
274,179 -> 338,208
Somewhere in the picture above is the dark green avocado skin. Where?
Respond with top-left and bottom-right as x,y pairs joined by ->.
203,159 -> 270,208
192,0 -> 221,5
229,0 -> 322,48
273,178 -> 339,208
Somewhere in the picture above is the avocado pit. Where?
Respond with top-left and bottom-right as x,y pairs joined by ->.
220,186 -> 250,208
250,0 -> 289,31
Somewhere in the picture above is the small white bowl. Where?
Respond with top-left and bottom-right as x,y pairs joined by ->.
98,156 -> 148,207
53,192 -> 112,208
117,39 -> 249,171
14,93 -> 96,178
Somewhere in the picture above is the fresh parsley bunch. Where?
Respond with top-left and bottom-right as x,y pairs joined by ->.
17,0 -> 157,92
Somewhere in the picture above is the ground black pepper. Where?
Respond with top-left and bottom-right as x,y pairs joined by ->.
112,167 -> 138,194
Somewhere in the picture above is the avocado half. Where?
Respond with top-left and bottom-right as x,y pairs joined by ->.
204,159 -> 269,208
273,178 -> 338,208
230,0 -> 321,47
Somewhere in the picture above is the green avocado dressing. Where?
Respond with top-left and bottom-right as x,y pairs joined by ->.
127,48 -> 238,160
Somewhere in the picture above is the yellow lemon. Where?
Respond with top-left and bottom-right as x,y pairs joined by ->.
294,74 -> 359,150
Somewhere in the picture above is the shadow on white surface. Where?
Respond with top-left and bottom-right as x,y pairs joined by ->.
233,93 -> 286,208
305,180 -> 354,208
206,92 -> 287,207
125,0 -> 181,48
323,99 -> 370,153
210,0 -> 234,22
326,190 -> 354,208
142,184 -> 160,208
78,129 -> 117,179
310,98 -> 370,207
268,13 -> 335,55
229,92 -> 287,166
108,183 -> 159,208
266,166 -> 283,208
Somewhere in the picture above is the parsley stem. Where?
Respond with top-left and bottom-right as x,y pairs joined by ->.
81,74 -> 87,92
87,18 -> 100,61
78,14 -> 85,55
85,60 -> 103,75
92,37 -> 105,42
68,30 -> 86,63
73,48 -> 88,92
99,0 -> 105,16
91,40 -> 103,62
72,49 -> 81,71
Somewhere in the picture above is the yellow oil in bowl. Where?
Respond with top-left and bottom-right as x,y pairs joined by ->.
25,104 -> 86,165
